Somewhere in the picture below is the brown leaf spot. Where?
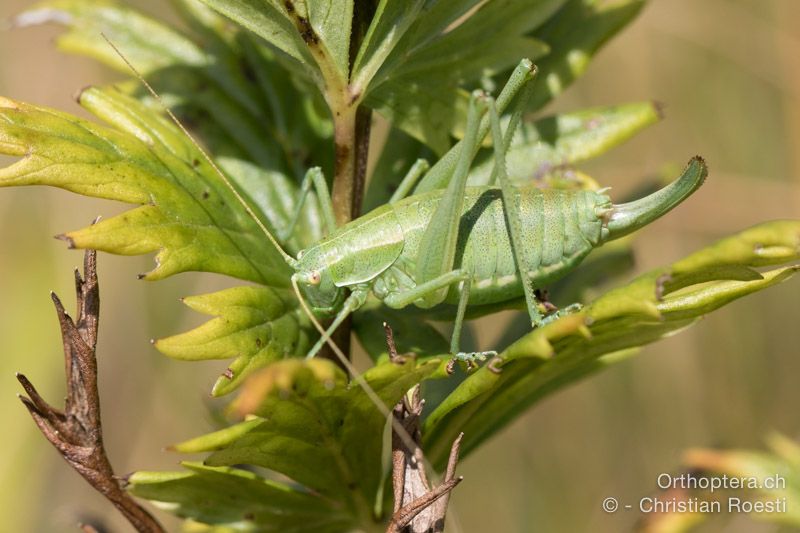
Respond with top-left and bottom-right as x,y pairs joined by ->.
283,1 -> 319,45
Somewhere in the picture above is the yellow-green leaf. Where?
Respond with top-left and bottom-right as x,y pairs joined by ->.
174,358 -> 439,503
0,92 -> 291,285
155,286 -> 311,396
127,462 -> 355,532
423,221 -> 800,466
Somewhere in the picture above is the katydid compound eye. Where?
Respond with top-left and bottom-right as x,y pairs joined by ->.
309,271 -> 321,285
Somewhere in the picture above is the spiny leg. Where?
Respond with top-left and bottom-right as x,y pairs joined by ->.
487,97 -> 545,328
280,167 -> 338,241
303,287 -> 369,359
414,91 -> 488,309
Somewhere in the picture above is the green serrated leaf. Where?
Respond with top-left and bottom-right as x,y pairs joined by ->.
27,2 -> 272,161
467,101 -> 663,185
22,1 -> 331,185
423,221 -> 800,466
183,358 -> 439,509
0,92 -> 290,285
127,462 -> 355,532
154,286 -> 311,396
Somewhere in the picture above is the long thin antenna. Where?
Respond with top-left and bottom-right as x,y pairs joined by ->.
100,33 -> 297,268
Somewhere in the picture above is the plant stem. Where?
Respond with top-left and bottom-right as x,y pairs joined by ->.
325,105 -> 372,363
331,106 -> 362,225
323,2 -> 376,362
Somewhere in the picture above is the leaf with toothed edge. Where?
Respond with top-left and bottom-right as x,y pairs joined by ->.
422,221 -> 800,467
154,286 -> 312,396
0,90 -> 291,285
165,357 -> 441,503
126,462 -> 355,532
17,0 -> 330,252
0,88 -> 320,394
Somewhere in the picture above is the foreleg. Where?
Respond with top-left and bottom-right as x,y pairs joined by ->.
304,288 -> 369,359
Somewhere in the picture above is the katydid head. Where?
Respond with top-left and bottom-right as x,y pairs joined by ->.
291,248 -> 346,315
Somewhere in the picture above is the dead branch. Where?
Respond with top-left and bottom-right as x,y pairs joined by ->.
16,250 -> 164,533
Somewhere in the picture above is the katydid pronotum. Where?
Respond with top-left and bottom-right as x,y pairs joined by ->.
114,49 -> 706,373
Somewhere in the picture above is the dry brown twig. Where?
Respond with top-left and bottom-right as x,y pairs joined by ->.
384,324 -> 464,533
16,249 -> 164,533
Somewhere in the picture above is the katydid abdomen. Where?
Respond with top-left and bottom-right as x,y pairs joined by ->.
375,185 -> 611,307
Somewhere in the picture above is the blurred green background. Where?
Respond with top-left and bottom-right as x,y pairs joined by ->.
0,1 -> 798,531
